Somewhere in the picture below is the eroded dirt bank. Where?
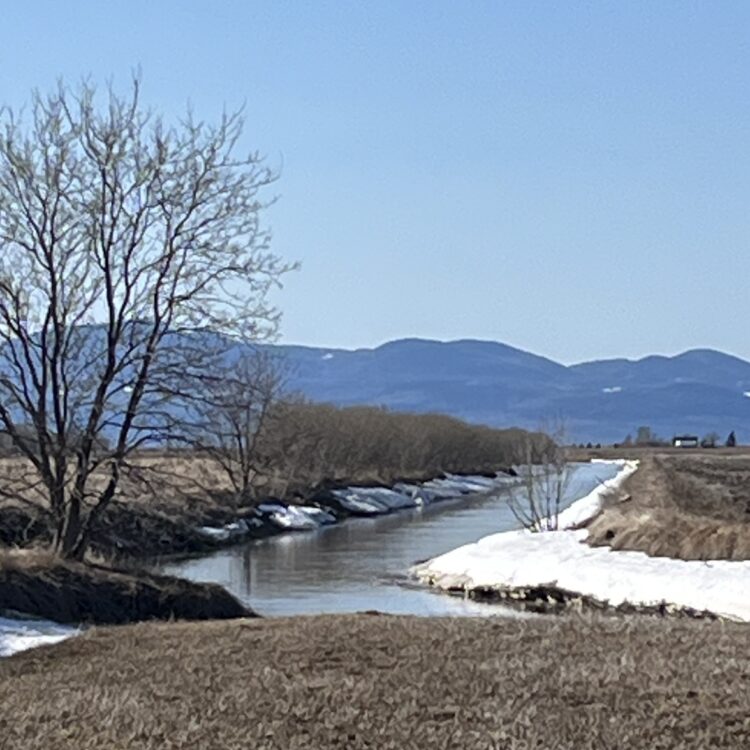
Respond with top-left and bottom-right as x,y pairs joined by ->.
0,551 -> 253,625
3,613 -> 750,749
585,452 -> 750,559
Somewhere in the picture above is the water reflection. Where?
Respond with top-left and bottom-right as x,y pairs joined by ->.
164,462 -> 619,617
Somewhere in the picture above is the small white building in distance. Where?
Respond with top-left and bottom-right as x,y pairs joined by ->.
672,435 -> 699,448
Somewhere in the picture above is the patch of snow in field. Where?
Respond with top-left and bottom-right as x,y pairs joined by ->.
0,616 -> 77,657
413,460 -> 750,620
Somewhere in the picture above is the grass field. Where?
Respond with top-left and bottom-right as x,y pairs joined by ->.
3,613 -> 750,749
585,452 -> 750,560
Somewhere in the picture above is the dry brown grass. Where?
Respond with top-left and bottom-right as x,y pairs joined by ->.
0,452 -> 257,557
586,454 -> 750,560
2,613 -> 750,749
0,546 -> 58,570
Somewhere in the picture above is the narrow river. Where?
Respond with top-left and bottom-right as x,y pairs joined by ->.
163,462 -> 619,617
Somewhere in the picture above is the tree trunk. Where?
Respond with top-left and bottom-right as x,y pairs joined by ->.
54,495 -> 85,560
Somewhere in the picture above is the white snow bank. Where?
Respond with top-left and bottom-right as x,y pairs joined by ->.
332,490 -> 390,515
0,616 -> 77,657
415,527 -> 750,621
268,505 -> 337,530
556,459 -> 639,528
413,460 -> 750,621
298,506 -> 337,525
199,516 -> 263,541
356,488 -> 417,510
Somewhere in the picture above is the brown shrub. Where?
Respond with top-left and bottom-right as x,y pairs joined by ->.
255,401 -> 546,494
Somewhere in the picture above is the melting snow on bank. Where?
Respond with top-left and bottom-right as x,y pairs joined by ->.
0,616 -> 77,657
414,460 -> 750,621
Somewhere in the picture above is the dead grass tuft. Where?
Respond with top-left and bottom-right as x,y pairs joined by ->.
0,546 -> 58,571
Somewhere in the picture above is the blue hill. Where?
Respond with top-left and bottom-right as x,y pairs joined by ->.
270,338 -> 750,444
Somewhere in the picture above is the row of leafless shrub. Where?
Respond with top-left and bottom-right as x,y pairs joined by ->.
0,400 -> 550,555
197,399 -> 551,501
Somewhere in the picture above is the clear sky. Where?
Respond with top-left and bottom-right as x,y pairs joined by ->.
1,1 -> 749,364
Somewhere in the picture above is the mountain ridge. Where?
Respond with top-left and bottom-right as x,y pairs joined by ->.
269,337 -> 750,444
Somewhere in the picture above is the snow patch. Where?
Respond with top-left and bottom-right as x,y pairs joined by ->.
557,459 -> 638,528
413,461 -> 750,620
267,505 -> 339,530
0,616 -> 77,657
199,517 -> 262,541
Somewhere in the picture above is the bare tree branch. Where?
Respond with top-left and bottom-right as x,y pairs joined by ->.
0,77 -> 295,558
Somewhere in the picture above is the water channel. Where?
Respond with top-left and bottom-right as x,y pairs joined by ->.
162,461 -> 620,617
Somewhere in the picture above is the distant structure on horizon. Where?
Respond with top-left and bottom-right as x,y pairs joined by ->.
672,435 -> 699,448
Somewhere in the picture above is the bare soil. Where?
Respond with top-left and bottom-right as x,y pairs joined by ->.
0,551 -> 252,624
3,613 -> 750,749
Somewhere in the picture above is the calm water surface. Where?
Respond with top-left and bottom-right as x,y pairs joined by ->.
163,462 -> 620,617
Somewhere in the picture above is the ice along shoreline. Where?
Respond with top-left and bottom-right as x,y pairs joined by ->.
414,459 -> 750,621
0,616 -> 78,658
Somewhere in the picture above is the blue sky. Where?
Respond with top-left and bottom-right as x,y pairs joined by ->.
1,1 -> 749,363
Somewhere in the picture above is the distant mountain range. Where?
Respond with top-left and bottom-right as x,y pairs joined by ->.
271,338 -> 750,444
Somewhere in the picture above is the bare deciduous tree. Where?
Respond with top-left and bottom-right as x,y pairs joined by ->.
0,78 -> 293,558
188,349 -> 285,506
506,421 -> 570,532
